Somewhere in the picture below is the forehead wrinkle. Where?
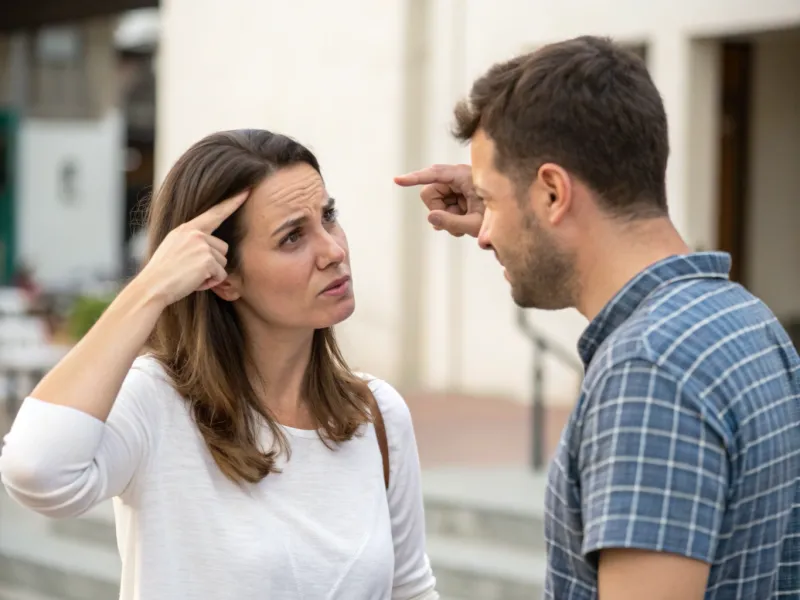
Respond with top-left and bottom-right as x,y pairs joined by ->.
244,176 -> 331,243
264,174 -> 327,219
275,178 -> 325,210
249,170 -> 322,218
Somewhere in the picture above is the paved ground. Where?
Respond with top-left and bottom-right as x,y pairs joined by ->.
403,390 -> 573,469
1,388 -> 574,471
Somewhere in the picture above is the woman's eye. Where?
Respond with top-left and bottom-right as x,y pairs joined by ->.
282,230 -> 301,245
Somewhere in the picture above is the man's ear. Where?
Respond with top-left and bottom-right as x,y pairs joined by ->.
210,277 -> 241,302
537,162 -> 572,225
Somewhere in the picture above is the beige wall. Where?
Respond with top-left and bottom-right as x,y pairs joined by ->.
685,41 -> 722,251
157,0 -> 413,382
157,0 -> 799,405
451,1 -> 799,404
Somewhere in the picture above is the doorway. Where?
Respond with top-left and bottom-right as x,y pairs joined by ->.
717,42 -> 752,286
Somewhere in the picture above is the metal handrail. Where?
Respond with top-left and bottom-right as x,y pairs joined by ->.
516,308 -> 584,470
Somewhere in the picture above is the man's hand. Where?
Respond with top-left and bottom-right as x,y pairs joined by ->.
394,164 -> 483,238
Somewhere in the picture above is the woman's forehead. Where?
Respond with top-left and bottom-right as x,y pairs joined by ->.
244,164 -> 327,231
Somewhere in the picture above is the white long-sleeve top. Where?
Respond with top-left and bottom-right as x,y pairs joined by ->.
0,356 -> 438,600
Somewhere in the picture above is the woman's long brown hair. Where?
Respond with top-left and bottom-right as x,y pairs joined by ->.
143,129 -> 373,485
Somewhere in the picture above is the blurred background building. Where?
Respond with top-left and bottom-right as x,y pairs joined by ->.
0,0 -> 798,598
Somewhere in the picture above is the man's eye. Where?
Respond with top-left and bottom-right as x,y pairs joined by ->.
323,207 -> 338,223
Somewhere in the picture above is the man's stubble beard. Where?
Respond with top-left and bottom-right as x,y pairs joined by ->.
509,209 -> 578,311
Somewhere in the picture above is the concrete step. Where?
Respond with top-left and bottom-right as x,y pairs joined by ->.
6,466 -> 550,600
49,502 -> 116,551
423,466 -> 547,553
427,535 -> 545,600
0,583 -> 64,600
0,493 -> 119,600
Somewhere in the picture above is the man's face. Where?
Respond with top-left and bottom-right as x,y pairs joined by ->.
470,129 -> 576,310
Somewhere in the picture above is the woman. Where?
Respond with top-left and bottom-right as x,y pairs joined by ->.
0,130 -> 438,600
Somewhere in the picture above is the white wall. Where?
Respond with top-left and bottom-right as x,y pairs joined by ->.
747,34 -> 800,322
16,110 -> 124,286
157,0 -> 410,381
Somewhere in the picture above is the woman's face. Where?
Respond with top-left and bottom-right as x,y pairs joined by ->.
215,163 -> 355,332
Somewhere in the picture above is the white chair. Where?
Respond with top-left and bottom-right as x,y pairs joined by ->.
0,288 -> 30,317
0,316 -> 49,348
0,344 -> 69,416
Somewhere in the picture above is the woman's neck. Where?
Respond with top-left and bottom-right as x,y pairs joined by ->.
245,323 -> 316,428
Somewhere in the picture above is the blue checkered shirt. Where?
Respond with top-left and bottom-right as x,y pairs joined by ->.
545,252 -> 800,599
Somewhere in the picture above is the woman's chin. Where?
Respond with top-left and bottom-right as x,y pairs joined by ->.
317,296 -> 356,328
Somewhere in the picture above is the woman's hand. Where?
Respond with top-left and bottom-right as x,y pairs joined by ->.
137,191 -> 249,307
21,190 -> 250,423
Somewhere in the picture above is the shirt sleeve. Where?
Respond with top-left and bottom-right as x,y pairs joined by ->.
370,378 -> 439,600
0,362 -> 159,518
578,357 -> 730,564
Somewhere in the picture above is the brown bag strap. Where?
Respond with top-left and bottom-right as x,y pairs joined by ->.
366,390 -> 390,490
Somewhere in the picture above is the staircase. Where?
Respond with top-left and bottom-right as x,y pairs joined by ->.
1,467 -> 548,600
0,491 -> 119,600
423,466 -> 547,600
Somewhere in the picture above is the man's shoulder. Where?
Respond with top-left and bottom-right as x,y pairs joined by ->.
590,276 -> 779,382
581,275 -> 796,449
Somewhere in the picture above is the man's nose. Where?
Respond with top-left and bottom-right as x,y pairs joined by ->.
478,215 -> 493,250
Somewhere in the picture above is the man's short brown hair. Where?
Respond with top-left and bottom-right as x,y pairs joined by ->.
454,36 -> 669,218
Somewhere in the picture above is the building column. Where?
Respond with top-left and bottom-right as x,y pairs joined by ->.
649,31 -> 692,239
420,0 -> 470,391
685,40 -> 722,251
397,0 -> 431,389
6,34 -> 30,112
650,33 -> 722,250
84,18 -> 119,117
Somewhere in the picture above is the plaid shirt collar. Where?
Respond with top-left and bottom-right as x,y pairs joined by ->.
577,252 -> 733,366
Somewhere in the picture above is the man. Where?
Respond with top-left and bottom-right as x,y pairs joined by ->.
396,36 -> 799,600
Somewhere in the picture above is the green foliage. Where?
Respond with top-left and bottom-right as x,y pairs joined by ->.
67,294 -> 114,341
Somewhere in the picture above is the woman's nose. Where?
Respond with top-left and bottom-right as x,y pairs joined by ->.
316,231 -> 346,268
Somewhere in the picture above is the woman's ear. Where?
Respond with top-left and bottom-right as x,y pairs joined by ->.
211,276 -> 241,302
